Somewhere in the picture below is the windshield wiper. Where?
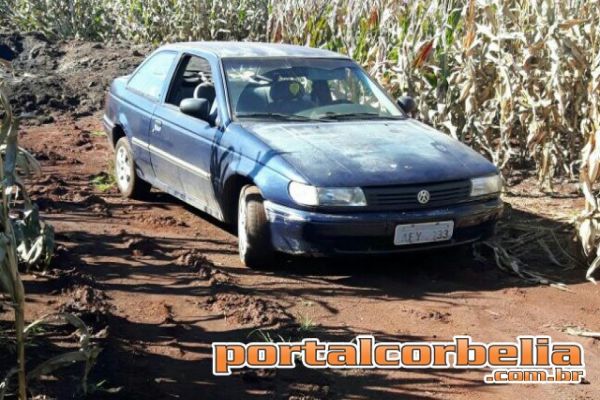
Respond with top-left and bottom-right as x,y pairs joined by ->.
236,112 -> 314,121
316,112 -> 405,121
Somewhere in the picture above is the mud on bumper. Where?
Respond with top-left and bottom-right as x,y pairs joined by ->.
264,198 -> 503,256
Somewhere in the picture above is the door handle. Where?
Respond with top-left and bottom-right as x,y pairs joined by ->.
153,120 -> 162,133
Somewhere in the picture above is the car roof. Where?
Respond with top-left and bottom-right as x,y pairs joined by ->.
161,41 -> 350,59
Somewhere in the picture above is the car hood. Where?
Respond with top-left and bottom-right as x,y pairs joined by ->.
242,119 -> 498,187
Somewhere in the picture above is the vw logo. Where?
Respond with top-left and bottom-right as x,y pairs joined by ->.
417,190 -> 430,204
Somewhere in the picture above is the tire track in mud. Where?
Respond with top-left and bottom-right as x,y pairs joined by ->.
11,115 -> 600,400
18,118 -> 304,398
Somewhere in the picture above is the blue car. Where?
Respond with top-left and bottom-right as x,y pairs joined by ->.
103,42 -> 503,268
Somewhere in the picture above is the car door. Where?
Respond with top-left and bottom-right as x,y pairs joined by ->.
124,50 -> 178,181
150,54 -> 221,214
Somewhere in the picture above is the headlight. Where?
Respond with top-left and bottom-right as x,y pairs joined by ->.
288,182 -> 319,206
318,187 -> 367,206
288,182 -> 367,206
470,175 -> 502,197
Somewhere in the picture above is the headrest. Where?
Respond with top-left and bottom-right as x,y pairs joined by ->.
270,80 -> 304,102
194,82 -> 216,101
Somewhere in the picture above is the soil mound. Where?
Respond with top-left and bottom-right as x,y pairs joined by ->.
1,30 -> 152,121
206,293 -> 289,327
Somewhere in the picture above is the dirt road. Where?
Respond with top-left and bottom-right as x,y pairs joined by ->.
0,114 -> 594,399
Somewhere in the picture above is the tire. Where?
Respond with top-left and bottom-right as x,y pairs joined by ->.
238,185 -> 275,268
114,137 -> 151,199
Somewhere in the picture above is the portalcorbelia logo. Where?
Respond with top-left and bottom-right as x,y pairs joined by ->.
212,335 -> 585,384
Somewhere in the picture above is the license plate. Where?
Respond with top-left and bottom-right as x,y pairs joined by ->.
394,221 -> 454,245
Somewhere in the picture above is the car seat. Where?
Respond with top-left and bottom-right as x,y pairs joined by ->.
311,80 -> 333,106
194,82 -> 215,104
193,82 -> 219,122
236,84 -> 271,114
269,80 -> 313,114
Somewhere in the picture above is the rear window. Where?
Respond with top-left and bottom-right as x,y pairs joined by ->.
128,51 -> 177,100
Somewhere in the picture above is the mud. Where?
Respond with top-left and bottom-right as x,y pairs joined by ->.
1,30 -> 151,121
124,235 -> 163,258
0,115 -> 593,400
0,113 -> 596,400
138,215 -> 189,228
59,284 -> 111,320
206,293 -> 290,327
172,249 -> 231,285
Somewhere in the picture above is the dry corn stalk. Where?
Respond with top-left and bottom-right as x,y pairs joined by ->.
563,325 -> 600,339
577,41 -> 600,283
1,56 -> 73,399
474,221 -> 574,291
0,60 -> 27,400
2,0 -> 269,43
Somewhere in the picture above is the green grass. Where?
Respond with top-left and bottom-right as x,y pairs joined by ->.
90,170 -> 115,192
296,313 -> 317,335
248,328 -> 289,343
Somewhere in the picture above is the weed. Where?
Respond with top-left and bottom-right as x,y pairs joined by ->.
296,313 -> 316,335
90,169 -> 115,192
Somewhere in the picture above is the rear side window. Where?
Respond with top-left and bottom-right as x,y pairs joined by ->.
128,51 -> 177,100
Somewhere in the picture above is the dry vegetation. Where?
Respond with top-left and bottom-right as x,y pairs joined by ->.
1,60 -> 98,399
2,0 -> 599,279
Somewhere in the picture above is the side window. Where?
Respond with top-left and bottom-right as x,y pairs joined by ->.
166,55 -> 214,107
128,51 -> 177,100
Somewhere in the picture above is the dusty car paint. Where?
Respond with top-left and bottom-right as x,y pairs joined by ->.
243,119 -> 497,187
104,42 -> 503,255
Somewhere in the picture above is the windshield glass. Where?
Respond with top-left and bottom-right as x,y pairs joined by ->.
222,57 -> 404,121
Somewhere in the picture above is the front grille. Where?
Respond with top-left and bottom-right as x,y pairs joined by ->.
363,180 -> 471,211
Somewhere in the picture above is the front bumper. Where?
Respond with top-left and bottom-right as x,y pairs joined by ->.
264,198 -> 503,256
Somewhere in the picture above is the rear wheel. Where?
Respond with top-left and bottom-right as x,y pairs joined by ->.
114,137 -> 151,199
238,185 -> 275,268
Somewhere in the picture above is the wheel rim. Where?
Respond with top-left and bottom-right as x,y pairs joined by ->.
238,197 -> 248,259
116,146 -> 132,192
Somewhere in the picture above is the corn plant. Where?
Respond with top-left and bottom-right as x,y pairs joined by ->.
2,0 -> 269,43
0,58 -> 27,400
578,23 -> 600,283
1,58 -> 96,399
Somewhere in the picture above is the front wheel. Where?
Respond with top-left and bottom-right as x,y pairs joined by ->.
114,137 -> 151,199
238,185 -> 275,268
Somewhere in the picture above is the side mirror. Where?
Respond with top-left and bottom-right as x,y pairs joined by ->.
397,96 -> 416,114
180,98 -> 210,121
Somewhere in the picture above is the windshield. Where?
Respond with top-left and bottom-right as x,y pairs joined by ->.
222,57 -> 404,121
